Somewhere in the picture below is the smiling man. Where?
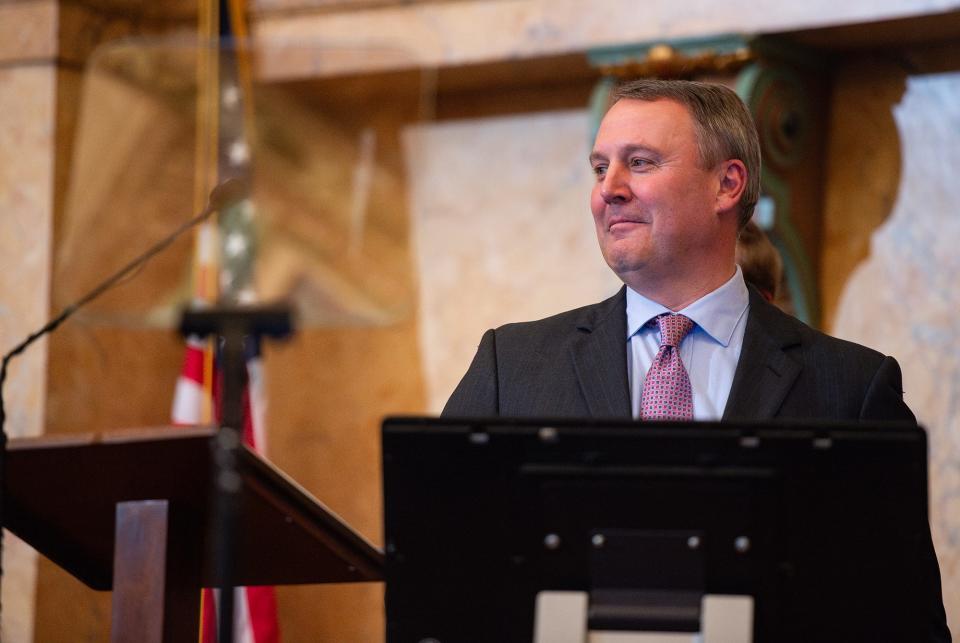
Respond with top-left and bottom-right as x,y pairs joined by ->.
589,95 -> 750,311
443,79 -> 921,426
441,79 -> 949,640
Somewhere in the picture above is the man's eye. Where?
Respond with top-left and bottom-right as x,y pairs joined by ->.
630,157 -> 652,168
592,165 -> 607,178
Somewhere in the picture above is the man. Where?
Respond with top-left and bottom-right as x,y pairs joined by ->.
443,79 -> 949,639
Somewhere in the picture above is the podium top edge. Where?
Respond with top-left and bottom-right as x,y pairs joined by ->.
9,425 -> 218,451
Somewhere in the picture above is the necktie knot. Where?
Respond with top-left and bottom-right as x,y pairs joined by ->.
655,313 -> 694,348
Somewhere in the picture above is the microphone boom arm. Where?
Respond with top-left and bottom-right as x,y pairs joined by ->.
0,177 -> 248,441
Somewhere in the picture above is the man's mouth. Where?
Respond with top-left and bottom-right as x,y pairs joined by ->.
608,216 -> 647,231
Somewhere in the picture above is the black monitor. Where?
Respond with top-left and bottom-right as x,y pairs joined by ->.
382,418 -> 933,643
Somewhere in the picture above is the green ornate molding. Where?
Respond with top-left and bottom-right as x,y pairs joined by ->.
737,61 -> 819,326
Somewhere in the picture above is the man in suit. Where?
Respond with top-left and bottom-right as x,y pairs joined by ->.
443,79 -> 949,639
443,79 -> 914,425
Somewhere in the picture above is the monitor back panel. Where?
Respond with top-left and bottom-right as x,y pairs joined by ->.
382,418 -> 928,643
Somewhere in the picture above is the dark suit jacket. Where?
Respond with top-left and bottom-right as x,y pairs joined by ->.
444,287 -> 916,422
443,286 -> 951,641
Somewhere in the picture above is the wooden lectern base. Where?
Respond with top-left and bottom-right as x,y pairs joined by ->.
112,500 -> 202,643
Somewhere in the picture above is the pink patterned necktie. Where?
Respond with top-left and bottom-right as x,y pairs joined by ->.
640,313 -> 695,420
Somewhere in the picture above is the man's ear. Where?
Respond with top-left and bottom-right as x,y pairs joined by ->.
716,159 -> 747,214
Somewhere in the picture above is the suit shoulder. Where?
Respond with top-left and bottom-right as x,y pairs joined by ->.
491,289 -> 625,343
756,297 -> 888,370
495,303 -> 596,336
800,318 -> 886,366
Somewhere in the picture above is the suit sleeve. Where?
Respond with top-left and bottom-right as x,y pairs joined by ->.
441,329 -> 500,417
859,355 -> 917,423
862,357 -> 952,641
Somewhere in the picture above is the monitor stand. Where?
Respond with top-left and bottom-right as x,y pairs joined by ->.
534,529 -> 752,643
534,593 -> 753,643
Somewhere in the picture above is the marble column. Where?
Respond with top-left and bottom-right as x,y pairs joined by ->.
0,2 -> 58,640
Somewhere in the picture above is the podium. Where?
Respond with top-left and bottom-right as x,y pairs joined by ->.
3,426 -> 383,643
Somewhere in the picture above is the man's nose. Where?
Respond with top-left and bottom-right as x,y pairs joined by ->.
600,165 -> 631,203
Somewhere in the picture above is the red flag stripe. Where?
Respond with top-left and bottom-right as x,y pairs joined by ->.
245,586 -> 281,643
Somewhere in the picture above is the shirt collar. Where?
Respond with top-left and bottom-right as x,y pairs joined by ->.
625,267 -> 750,347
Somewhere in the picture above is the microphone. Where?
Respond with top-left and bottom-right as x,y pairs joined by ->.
207,177 -> 250,213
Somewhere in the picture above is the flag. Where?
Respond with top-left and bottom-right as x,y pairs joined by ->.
177,0 -> 281,634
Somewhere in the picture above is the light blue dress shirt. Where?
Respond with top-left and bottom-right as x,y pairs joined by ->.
626,267 -> 750,420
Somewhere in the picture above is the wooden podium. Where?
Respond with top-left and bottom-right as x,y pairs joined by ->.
3,426 -> 384,642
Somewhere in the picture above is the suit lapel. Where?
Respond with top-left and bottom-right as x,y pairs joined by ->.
722,289 -> 802,420
570,287 -> 632,418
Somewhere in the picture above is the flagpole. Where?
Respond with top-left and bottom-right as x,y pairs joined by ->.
179,304 -> 291,643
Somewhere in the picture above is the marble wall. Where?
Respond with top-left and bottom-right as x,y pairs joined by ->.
0,3 -> 58,639
0,65 -> 53,643
405,110 -> 621,411
832,70 -> 960,634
